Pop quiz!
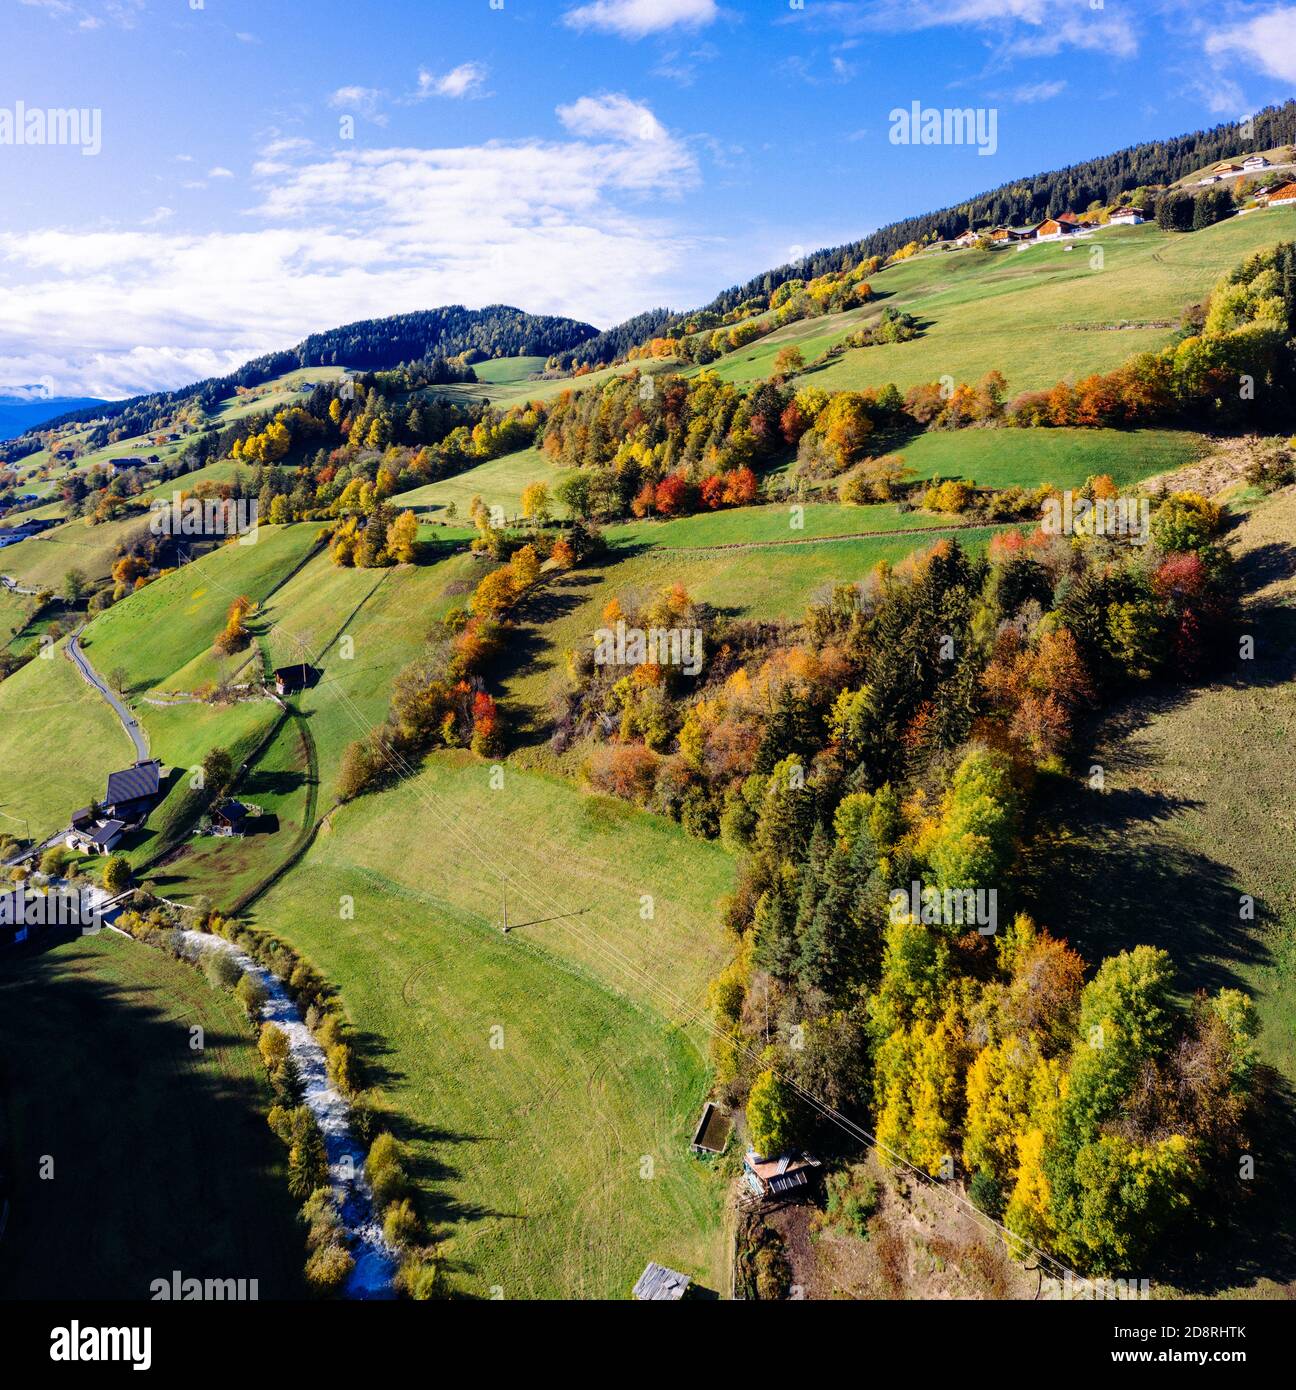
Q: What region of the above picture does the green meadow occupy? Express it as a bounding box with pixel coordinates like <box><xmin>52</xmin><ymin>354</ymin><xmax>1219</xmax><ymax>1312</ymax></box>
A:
<box><xmin>698</xmin><ymin>208</ymin><xmax>1296</xmax><ymax>397</ymax></box>
<box><xmin>78</xmin><ymin>523</ymin><xmax>323</xmax><ymax>694</ymax></box>
<box><xmin>893</xmin><ymin>426</ymin><xmax>1206</xmax><ymax>491</ymax></box>
<box><xmin>251</xmin><ymin>750</ymin><xmax>736</xmax><ymax>1299</ymax></box>
<box><xmin>0</xmin><ymin>639</ymin><xmax>134</xmax><ymax>841</ymax></box>
<box><xmin>401</xmin><ymin>446</ymin><xmax>572</xmax><ymax>527</ymax></box>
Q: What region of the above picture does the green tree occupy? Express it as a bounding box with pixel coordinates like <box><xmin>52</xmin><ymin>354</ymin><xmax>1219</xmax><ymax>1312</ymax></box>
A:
<box><xmin>202</xmin><ymin>747</ymin><xmax>234</xmax><ymax>800</ymax></box>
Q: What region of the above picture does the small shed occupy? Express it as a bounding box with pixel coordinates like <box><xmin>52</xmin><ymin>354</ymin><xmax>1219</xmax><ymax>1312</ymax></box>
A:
<box><xmin>633</xmin><ymin>1262</ymin><xmax>691</xmax><ymax>1301</ymax></box>
<box><xmin>274</xmin><ymin>664</ymin><xmax>315</xmax><ymax>697</ymax></box>
<box><xmin>743</xmin><ymin>1151</ymin><xmax>820</xmax><ymax>1201</ymax></box>
<box><xmin>211</xmin><ymin>801</ymin><xmax>250</xmax><ymax>837</ymax></box>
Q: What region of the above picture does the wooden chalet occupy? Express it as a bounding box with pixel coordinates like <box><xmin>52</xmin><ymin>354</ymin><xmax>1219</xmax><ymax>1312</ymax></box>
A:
<box><xmin>211</xmin><ymin>801</ymin><xmax>250</xmax><ymax>837</ymax></box>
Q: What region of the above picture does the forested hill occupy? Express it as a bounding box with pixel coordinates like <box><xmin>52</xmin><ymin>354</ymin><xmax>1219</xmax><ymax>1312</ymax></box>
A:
<box><xmin>696</xmin><ymin>99</ymin><xmax>1296</xmax><ymax>316</ymax></box>
<box><xmin>31</xmin><ymin>304</ymin><xmax>599</xmax><ymax>434</ymax></box>
<box><xmin>293</xmin><ymin>305</ymin><xmax>596</xmax><ymax>368</ymax></box>
<box><xmin>548</xmin><ymin>307</ymin><xmax>677</xmax><ymax>373</ymax></box>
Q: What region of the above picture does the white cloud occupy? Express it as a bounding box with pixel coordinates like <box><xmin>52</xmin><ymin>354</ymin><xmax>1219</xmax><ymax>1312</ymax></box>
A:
<box><xmin>327</xmin><ymin>86</ymin><xmax>387</xmax><ymax>124</ymax></box>
<box><xmin>140</xmin><ymin>207</ymin><xmax>173</xmax><ymax>226</ymax></box>
<box><xmin>798</xmin><ymin>0</ymin><xmax>1137</xmax><ymax>59</ymax></box>
<box><xmin>556</xmin><ymin>93</ymin><xmax>670</xmax><ymax>144</ymax></box>
<box><xmin>21</xmin><ymin>0</ymin><xmax>143</xmax><ymax>28</ymax></box>
<box><xmin>1205</xmin><ymin>6</ymin><xmax>1296</xmax><ymax>84</ymax></box>
<box><xmin>415</xmin><ymin>62</ymin><xmax>489</xmax><ymax>99</ymax></box>
<box><xmin>1012</xmin><ymin>78</ymin><xmax>1066</xmax><ymax>102</ymax></box>
<box><xmin>208</xmin><ymin>166</ymin><xmax>235</xmax><ymax>179</ymax></box>
<box><xmin>563</xmin><ymin>0</ymin><xmax>719</xmax><ymax>39</ymax></box>
<box><xmin>0</xmin><ymin>101</ymin><xmax>700</xmax><ymax>397</ymax></box>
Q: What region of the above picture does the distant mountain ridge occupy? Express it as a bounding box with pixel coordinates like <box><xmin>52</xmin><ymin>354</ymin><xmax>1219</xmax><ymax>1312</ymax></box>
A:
<box><xmin>0</xmin><ymin>394</ymin><xmax>105</xmax><ymax>442</ymax></box>
<box><xmin>26</xmin><ymin>304</ymin><xmax>599</xmax><ymax>439</ymax></box>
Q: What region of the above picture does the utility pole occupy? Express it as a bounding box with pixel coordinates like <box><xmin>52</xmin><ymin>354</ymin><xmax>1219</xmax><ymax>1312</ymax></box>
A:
<box><xmin>501</xmin><ymin>884</ymin><xmax>509</xmax><ymax>934</ymax></box>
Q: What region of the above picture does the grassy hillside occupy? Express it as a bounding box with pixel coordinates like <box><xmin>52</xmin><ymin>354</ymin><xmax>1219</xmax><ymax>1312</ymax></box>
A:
<box><xmin>702</xmin><ymin>208</ymin><xmax>1296</xmax><ymax>397</ymax></box>
<box><xmin>402</xmin><ymin>446</ymin><xmax>571</xmax><ymax>527</ymax></box>
<box><xmin>251</xmin><ymin>750</ymin><xmax>736</xmax><ymax>1298</ymax></box>
<box><xmin>894</xmin><ymin>426</ymin><xmax>1206</xmax><ymax>491</ymax></box>
<box><xmin>0</xmin><ymin>931</ymin><xmax>302</xmax><ymax>1299</ymax></box>
<box><xmin>1029</xmin><ymin>486</ymin><xmax>1296</xmax><ymax>1079</ymax></box>
<box><xmin>1019</xmin><ymin>484</ymin><xmax>1296</xmax><ymax>1295</ymax></box>
<box><xmin>79</xmin><ymin>523</ymin><xmax>322</xmax><ymax>694</ymax></box>
<box><xmin>468</xmin><ymin>355</ymin><xmax>549</xmax><ymax>384</ymax></box>
<box><xmin>0</xmin><ymin>512</ymin><xmax>156</xmax><ymax>593</ymax></box>
<box><xmin>0</xmin><ymin>639</ymin><xmax>135</xmax><ymax>841</ymax></box>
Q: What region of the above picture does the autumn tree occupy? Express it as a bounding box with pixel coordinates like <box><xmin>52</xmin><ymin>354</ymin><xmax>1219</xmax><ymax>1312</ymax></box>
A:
<box><xmin>747</xmin><ymin>1067</ymin><xmax>801</xmax><ymax>1157</ymax></box>
<box><xmin>387</xmin><ymin>510</ymin><xmax>420</xmax><ymax>564</ymax></box>
<box><xmin>520</xmin><ymin>481</ymin><xmax>551</xmax><ymax>524</ymax></box>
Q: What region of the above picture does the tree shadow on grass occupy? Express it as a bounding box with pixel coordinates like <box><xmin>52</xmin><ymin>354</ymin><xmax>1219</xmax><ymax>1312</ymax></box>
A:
<box><xmin>1155</xmin><ymin>1068</ymin><xmax>1296</xmax><ymax>1294</ymax></box>
<box><xmin>1023</xmin><ymin>525</ymin><xmax>1296</xmax><ymax>1291</ymax></box>
<box><xmin>488</xmin><ymin>572</ymin><xmax>604</xmax><ymax>749</ymax></box>
<box><xmin>0</xmin><ymin>935</ymin><xmax>305</xmax><ymax>1299</ymax></box>
<box><xmin>240</xmin><ymin>766</ymin><xmax>307</xmax><ymax>799</ymax></box>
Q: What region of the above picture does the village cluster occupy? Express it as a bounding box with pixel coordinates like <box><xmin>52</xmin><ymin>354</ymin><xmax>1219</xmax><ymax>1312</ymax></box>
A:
<box><xmin>948</xmin><ymin>154</ymin><xmax>1296</xmax><ymax>249</ymax></box>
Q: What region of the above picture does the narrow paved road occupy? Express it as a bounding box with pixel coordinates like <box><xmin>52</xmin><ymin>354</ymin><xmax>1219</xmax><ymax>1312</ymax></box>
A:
<box><xmin>67</xmin><ymin>632</ymin><xmax>150</xmax><ymax>761</ymax></box>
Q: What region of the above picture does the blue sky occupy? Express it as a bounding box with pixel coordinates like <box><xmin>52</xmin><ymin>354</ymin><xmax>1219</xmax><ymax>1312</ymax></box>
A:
<box><xmin>2</xmin><ymin>0</ymin><xmax>1295</xmax><ymax>398</ymax></box>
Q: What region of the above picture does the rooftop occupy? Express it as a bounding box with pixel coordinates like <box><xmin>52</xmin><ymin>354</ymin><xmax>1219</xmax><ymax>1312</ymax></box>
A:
<box><xmin>105</xmin><ymin>760</ymin><xmax>162</xmax><ymax>806</ymax></box>
<box><xmin>633</xmin><ymin>1262</ymin><xmax>691</xmax><ymax>1301</ymax></box>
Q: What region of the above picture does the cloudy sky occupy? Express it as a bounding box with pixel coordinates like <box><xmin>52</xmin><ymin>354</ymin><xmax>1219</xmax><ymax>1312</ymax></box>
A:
<box><xmin>2</xmin><ymin>0</ymin><xmax>1294</xmax><ymax>399</ymax></box>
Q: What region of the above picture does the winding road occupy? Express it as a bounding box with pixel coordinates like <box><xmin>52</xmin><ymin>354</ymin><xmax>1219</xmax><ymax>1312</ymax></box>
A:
<box><xmin>67</xmin><ymin>631</ymin><xmax>150</xmax><ymax>761</ymax></box>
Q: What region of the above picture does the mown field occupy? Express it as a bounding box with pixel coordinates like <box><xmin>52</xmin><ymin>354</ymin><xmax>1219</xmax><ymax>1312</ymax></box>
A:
<box><xmin>0</xmin><ymin>931</ymin><xmax>302</xmax><ymax>1299</ymax></box>
<box><xmin>251</xmin><ymin>750</ymin><xmax>736</xmax><ymax>1299</ymax></box>
<box><xmin>894</xmin><ymin>426</ymin><xmax>1206</xmax><ymax>491</ymax></box>
<box><xmin>698</xmin><ymin>207</ymin><xmax>1296</xmax><ymax>397</ymax></box>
